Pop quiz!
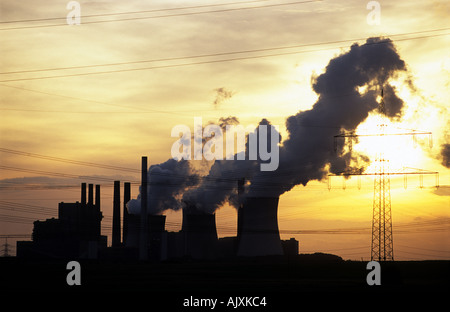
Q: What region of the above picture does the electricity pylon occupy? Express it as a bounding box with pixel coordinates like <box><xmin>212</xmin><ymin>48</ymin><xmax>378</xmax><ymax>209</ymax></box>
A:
<box><xmin>370</xmin><ymin>91</ymin><xmax>394</xmax><ymax>261</ymax></box>
<box><xmin>330</xmin><ymin>89</ymin><xmax>438</xmax><ymax>261</ymax></box>
<box><xmin>1</xmin><ymin>238</ymin><xmax>11</xmax><ymax>257</ymax></box>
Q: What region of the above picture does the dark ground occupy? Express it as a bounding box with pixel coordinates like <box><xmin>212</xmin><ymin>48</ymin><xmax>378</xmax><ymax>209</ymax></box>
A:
<box><xmin>1</xmin><ymin>255</ymin><xmax>448</xmax><ymax>308</ymax></box>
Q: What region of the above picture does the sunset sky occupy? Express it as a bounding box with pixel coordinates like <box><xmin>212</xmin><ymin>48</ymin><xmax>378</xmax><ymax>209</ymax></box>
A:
<box><xmin>0</xmin><ymin>0</ymin><xmax>449</xmax><ymax>260</ymax></box>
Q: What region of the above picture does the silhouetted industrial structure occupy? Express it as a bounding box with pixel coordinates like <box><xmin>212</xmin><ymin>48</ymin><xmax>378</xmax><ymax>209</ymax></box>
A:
<box><xmin>237</xmin><ymin>197</ymin><xmax>283</xmax><ymax>257</ymax></box>
<box><xmin>17</xmin><ymin>157</ymin><xmax>298</xmax><ymax>260</ymax></box>
<box><xmin>181</xmin><ymin>206</ymin><xmax>218</xmax><ymax>259</ymax></box>
<box><xmin>331</xmin><ymin>89</ymin><xmax>437</xmax><ymax>262</ymax></box>
<box><xmin>17</xmin><ymin>183</ymin><xmax>106</xmax><ymax>259</ymax></box>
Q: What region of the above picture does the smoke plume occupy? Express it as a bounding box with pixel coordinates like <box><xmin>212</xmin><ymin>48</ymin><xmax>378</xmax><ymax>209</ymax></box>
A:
<box><xmin>182</xmin><ymin>118</ymin><xmax>279</xmax><ymax>213</ymax></box>
<box><xmin>213</xmin><ymin>87</ymin><xmax>234</xmax><ymax>108</ymax></box>
<box><xmin>246</xmin><ymin>37</ymin><xmax>407</xmax><ymax>197</ymax></box>
<box><xmin>127</xmin><ymin>158</ymin><xmax>199</xmax><ymax>215</ymax></box>
<box><xmin>188</xmin><ymin>37</ymin><xmax>409</xmax><ymax>210</ymax></box>
<box><xmin>130</xmin><ymin>37</ymin><xmax>410</xmax><ymax>215</ymax></box>
<box><xmin>441</xmin><ymin>143</ymin><xmax>450</xmax><ymax>168</ymax></box>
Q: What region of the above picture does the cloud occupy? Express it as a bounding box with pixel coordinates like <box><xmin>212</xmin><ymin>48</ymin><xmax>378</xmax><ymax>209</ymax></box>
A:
<box><xmin>213</xmin><ymin>87</ymin><xmax>235</xmax><ymax>108</ymax></box>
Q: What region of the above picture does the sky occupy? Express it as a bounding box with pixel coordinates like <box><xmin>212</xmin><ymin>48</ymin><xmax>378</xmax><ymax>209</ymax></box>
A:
<box><xmin>0</xmin><ymin>0</ymin><xmax>449</xmax><ymax>260</ymax></box>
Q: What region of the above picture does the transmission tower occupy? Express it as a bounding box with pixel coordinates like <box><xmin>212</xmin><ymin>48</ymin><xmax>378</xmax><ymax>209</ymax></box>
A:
<box><xmin>371</xmin><ymin>91</ymin><xmax>394</xmax><ymax>261</ymax></box>
<box><xmin>1</xmin><ymin>237</ymin><xmax>11</xmax><ymax>257</ymax></box>
<box><xmin>330</xmin><ymin>88</ymin><xmax>438</xmax><ymax>261</ymax></box>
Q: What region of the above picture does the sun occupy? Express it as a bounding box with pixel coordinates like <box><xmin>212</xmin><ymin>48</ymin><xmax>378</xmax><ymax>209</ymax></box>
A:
<box><xmin>352</xmin><ymin>113</ymin><xmax>431</xmax><ymax>175</ymax></box>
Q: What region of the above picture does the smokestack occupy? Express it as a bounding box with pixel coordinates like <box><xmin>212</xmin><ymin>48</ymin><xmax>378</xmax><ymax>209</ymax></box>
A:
<box><xmin>112</xmin><ymin>180</ymin><xmax>121</xmax><ymax>248</ymax></box>
<box><xmin>95</xmin><ymin>184</ymin><xmax>100</xmax><ymax>210</ymax></box>
<box><xmin>237</xmin><ymin>178</ymin><xmax>245</xmax><ymax>238</ymax></box>
<box><xmin>95</xmin><ymin>184</ymin><xmax>101</xmax><ymax>237</ymax></box>
<box><xmin>237</xmin><ymin>197</ymin><xmax>283</xmax><ymax>257</ymax></box>
<box><xmin>81</xmin><ymin>183</ymin><xmax>87</xmax><ymax>205</ymax></box>
<box><xmin>123</xmin><ymin>182</ymin><xmax>130</xmax><ymax>245</ymax></box>
<box><xmin>140</xmin><ymin>156</ymin><xmax>148</xmax><ymax>260</ymax></box>
<box><xmin>88</xmin><ymin>183</ymin><xmax>94</xmax><ymax>207</ymax></box>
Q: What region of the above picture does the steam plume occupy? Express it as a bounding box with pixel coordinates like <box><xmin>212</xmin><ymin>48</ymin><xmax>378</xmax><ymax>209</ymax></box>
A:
<box><xmin>130</xmin><ymin>37</ymin><xmax>410</xmax><ymax>214</ymax></box>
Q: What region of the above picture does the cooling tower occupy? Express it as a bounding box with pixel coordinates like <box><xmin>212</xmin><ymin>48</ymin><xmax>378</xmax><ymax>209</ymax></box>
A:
<box><xmin>237</xmin><ymin>197</ymin><xmax>283</xmax><ymax>257</ymax></box>
<box><xmin>124</xmin><ymin>213</ymin><xmax>167</xmax><ymax>260</ymax></box>
<box><xmin>182</xmin><ymin>208</ymin><xmax>218</xmax><ymax>259</ymax></box>
<box><xmin>148</xmin><ymin>214</ymin><xmax>167</xmax><ymax>261</ymax></box>
<box><xmin>124</xmin><ymin>213</ymin><xmax>140</xmax><ymax>248</ymax></box>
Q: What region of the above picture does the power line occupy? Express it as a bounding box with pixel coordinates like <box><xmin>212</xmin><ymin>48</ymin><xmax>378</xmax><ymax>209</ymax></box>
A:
<box><xmin>0</xmin><ymin>0</ymin><xmax>272</xmax><ymax>24</ymax></box>
<box><xmin>0</xmin><ymin>200</ymin><xmax>58</xmax><ymax>216</ymax></box>
<box><xmin>0</xmin><ymin>165</ymin><xmax>140</xmax><ymax>184</ymax></box>
<box><xmin>0</xmin><ymin>1</ymin><xmax>321</xmax><ymax>31</ymax></box>
<box><xmin>395</xmin><ymin>243</ymin><xmax>450</xmax><ymax>254</ymax></box>
<box><xmin>1</xmin><ymin>199</ymin><xmax>447</xmax><ymax>234</ymax></box>
<box><xmin>0</xmin><ymin>83</ymin><xmax>364</xmax><ymax>117</ymax></box>
<box><xmin>0</xmin><ymin>147</ymin><xmax>140</xmax><ymax>173</ymax></box>
<box><xmin>0</xmin><ymin>234</ymin><xmax>31</xmax><ymax>239</ymax></box>
<box><xmin>0</xmin><ymin>29</ymin><xmax>448</xmax><ymax>83</ymax></box>
<box><xmin>0</xmin><ymin>147</ymin><xmax>346</xmax><ymax>182</ymax></box>
<box><xmin>0</xmin><ymin>149</ymin><xmax>442</xmax><ymax>191</ymax></box>
<box><xmin>1</xmin><ymin>27</ymin><xmax>447</xmax><ymax>76</ymax></box>
<box><xmin>1</xmin><ymin>24</ymin><xmax>358</xmax><ymax>76</ymax></box>
<box><xmin>0</xmin><ymin>84</ymin><xmax>204</xmax><ymax>116</ymax></box>
<box><xmin>395</xmin><ymin>249</ymin><xmax>450</xmax><ymax>259</ymax></box>
<box><xmin>0</xmin><ymin>213</ymin><xmax>447</xmax><ymax>235</ymax></box>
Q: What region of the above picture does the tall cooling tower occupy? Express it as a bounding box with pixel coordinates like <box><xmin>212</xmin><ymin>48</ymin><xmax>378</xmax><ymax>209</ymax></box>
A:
<box><xmin>182</xmin><ymin>209</ymin><xmax>218</xmax><ymax>259</ymax></box>
<box><xmin>237</xmin><ymin>197</ymin><xmax>283</xmax><ymax>257</ymax></box>
<box><xmin>124</xmin><ymin>213</ymin><xmax>167</xmax><ymax>261</ymax></box>
<box><xmin>124</xmin><ymin>214</ymin><xmax>140</xmax><ymax>248</ymax></box>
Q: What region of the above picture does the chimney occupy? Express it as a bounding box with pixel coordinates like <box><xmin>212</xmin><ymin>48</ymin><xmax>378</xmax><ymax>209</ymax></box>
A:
<box><xmin>81</xmin><ymin>183</ymin><xmax>87</xmax><ymax>206</ymax></box>
<box><xmin>95</xmin><ymin>184</ymin><xmax>101</xmax><ymax>211</ymax></box>
<box><xmin>236</xmin><ymin>179</ymin><xmax>245</xmax><ymax>255</ymax></box>
<box><xmin>237</xmin><ymin>178</ymin><xmax>245</xmax><ymax>239</ymax></box>
<box><xmin>140</xmin><ymin>156</ymin><xmax>148</xmax><ymax>260</ymax></box>
<box><xmin>112</xmin><ymin>180</ymin><xmax>121</xmax><ymax>247</ymax></box>
<box><xmin>123</xmin><ymin>182</ymin><xmax>131</xmax><ymax>245</ymax></box>
<box><xmin>95</xmin><ymin>184</ymin><xmax>102</xmax><ymax>237</ymax></box>
<box><xmin>88</xmin><ymin>183</ymin><xmax>94</xmax><ymax>207</ymax></box>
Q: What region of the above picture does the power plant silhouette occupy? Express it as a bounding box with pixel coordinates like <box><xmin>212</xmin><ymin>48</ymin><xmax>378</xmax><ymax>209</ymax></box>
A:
<box><xmin>16</xmin><ymin>157</ymin><xmax>298</xmax><ymax>260</ymax></box>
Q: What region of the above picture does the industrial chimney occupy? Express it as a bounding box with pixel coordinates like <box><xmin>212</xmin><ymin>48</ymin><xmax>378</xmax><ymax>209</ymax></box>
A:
<box><xmin>95</xmin><ymin>184</ymin><xmax>101</xmax><ymax>237</ymax></box>
<box><xmin>88</xmin><ymin>183</ymin><xmax>94</xmax><ymax>208</ymax></box>
<box><xmin>81</xmin><ymin>183</ymin><xmax>87</xmax><ymax>206</ymax></box>
<box><xmin>140</xmin><ymin>156</ymin><xmax>148</xmax><ymax>260</ymax></box>
<box><xmin>112</xmin><ymin>180</ymin><xmax>121</xmax><ymax>247</ymax></box>
<box><xmin>237</xmin><ymin>197</ymin><xmax>283</xmax><ymax>257</ymax></box>
<box><xmin>123</xmin><ymin>182</ymin><xmax>131</xmax><ymax>245</ymax></box>
<box><xmin>95</xmin><ymin>184</ymin><xmax>100</xmax><ymax>211</ymax></box>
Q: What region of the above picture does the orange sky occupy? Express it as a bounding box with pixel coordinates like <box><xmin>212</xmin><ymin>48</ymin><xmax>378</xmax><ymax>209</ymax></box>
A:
<box><xmin>0</xmin><ymin>0</ymin><xmax>449</xmax><ymax>260</ymax></box>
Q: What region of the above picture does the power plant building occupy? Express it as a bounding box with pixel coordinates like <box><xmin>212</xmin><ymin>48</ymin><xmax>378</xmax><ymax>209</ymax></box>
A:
<box><xmin>17</xmin><ymin>183</ymin><xmax>107</xmax><ymax>259</ymax></box>
<box><xmin>17</xmin><ymin>158</ymin><xmax>298</xmax><ymax>260</ymax></box>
